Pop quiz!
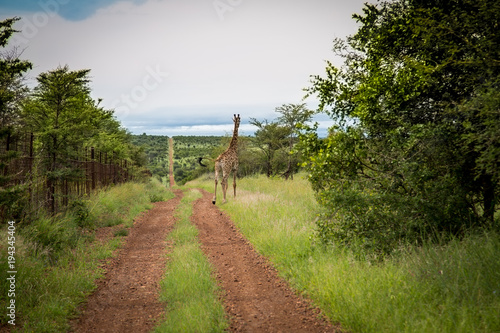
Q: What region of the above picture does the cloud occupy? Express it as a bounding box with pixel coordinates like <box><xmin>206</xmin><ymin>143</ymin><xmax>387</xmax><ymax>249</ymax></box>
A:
<box><xmin>129</xmin><ymin>123</ymin><xmax>256</xmax><ymax>136</ymax></box>
<box><xmin>1</xmin><ymin>0</ymin><xmax>370</xmax><ymax>135</ymax></box>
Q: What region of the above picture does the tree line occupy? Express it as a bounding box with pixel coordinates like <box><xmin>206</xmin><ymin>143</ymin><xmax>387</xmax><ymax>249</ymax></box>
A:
<box><xmin>0</xmin><ymin>17</ymin><xmax>147</xmax><ymax>223</ymax></box>
<box><xmin>137</xmin><ymin>103</ymin><xmax>314</xmax><ymax>186</ymax></box>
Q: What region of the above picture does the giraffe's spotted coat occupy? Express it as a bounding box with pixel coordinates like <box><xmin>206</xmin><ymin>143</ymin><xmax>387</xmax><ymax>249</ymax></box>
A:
<box><xmin>213</xmin><ymin>114</ymin><xmax>240</xmax><ymax>204</ymax></box>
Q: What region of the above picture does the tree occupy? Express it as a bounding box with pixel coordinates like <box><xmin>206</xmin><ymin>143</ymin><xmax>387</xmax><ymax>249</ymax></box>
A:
<box><xmin>0</xmin><ymin>17</ymin><xmax>32</xmax><ymax>223</ymax></box>
<box><xmin>301</xmin><ymin>0</ymin><xmax>500</xmax><ymax>252</ymax></box>
<box><xmin>275</xmin><ymin>103</ymin><xmax>314</xmax><ymax>179</ymax></box>
<box><xmin>22</xmin><ymin>66</ymin><xmax>105</xmax><ymax>212</ymax></box>
<box><xmin>249</xmin><ymin>118</ymin><xmax>288</xmax><ymax>177</ymax></box>
<box><xmin>0</xmin><ymin>17</ymin><xmax>31</xmax><ymax>127</ymax></box>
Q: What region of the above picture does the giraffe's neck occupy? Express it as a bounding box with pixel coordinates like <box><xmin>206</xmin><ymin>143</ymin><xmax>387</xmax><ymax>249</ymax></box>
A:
<box><xmin>228</xmin><ymin>125</ymin><xmax>239</xmax><ymax>150</ymax></box>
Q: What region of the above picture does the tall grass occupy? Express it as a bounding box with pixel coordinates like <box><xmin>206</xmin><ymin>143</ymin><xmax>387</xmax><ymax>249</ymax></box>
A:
<box><xmin>187</xmin><ymin>174</ymin><xmax>500</xmax><ymax>333</ymax></box>
<box><xmin>155</xmin><ymin>189</ymin><xmax>228</xmax><ymax>332</ymax></box>
<box><xmin>0</xmin><ymin>178</ymin><xmax>172</xmax><ymax>332</ymax></box>
<box><xmin>89</xmin><ymin>177</ymin><xmax>173</xmax><ymax>228</ymax></box>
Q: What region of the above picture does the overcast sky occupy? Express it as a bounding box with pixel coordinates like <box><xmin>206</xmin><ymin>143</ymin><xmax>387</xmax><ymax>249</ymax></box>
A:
<box><xmin>1</xmin><ymin>0</ymin><xmax>370</xmax><ymax>136</ymax></box>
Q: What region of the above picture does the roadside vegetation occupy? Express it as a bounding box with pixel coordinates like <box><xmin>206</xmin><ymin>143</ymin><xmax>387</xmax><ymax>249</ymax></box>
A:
<box><xmin>298</xmin><ymin>0</ymin><xmax>500</xmax><ymax>254</ymax></box>
<box><xmin>154</xmin><ymin>189</ymin><xmax>228</xmax><ymax>333</ymax></box>
<box><xmin>187</xmin><ymin>174</ymin><xmax>500</xmax><ymax>333</ymax></box>
<box><xmin>0</xmin><ymin>178</ymin><xmax>172</xmax><ymax>331</ymax></box>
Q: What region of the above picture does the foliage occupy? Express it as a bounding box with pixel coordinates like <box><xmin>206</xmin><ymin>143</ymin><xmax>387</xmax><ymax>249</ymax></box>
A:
<box><xmin>2</xmin><ymin>17</ymin><xmax>148</xmax><ymax>218</ymax></box>
<box><xmin>131</xmin><ymin>134</ymin><xmax>170</xmax><ymax>179</ymax></box>
<box><xmin>0</xmin><ymin>17</ymin><xmax>32</xmax><ymax>223</ymax></box>
<box><xmin>21</xmin><ymin>66</ymin><xmax>99</xmax><ymax>211</ymax></box>
<box><xmin>172</xmin><ymin>136</ymin><xmax>223</xmax><ymax>185</ymax></box>
<box><xmin>300</xmin><ymin>0</ymin><xmax>500</xmax><ymax>253</ymax></box>
<box><xmin>0</xmin><ymin>17</ymin><xmax>32</xmax><ymax>128</ymax></box>
<box><xmin>275</xmin><ymin>103</ymin><xmax>315</xmax><ymax>179</ymax></box>
<box><xmin>89</xmin><ymin>179</ymin><xmax>173</xmax><ymax>228</ymax></box>
<box><xmin>249</xmin><ymin>118</ymin><xmax>289</xmax><ymax>177</ymax></box>
<box><xmin>69</xmin><ymin>198</ymin><xmax>93</xmax><ymax>229</ymax></box>
<box><xmin>459</xmin><ymin>82</ymin><xmax>500</xmax><ymax>191</ymax></box>
<box><xmin>248</xmin><ymin>104</ymin><xmax>314</xmax><ymax>179</ymax></box>
<box><xmin>130</xmin><ymin>135</ymin><xmax>225</xmax><ymax>185</ymax></box>
<box><xmin>146</xmin><ymin>176</ymin><xmax>172</xmax><ymax>202</ymax></box>
<box><xmin>16</xmin><ymin>65</ymin><xmax>147</xmax><ymax>213</ymax></box>
<box><xmin>134</xmin><ymin>113</ymin><xmax>312</xmax><ymax>185</ymax></box>
<box><xmin>23</xmin><ymin>213</ymin><xmax>79</xmax><ymax>261</ymax></box>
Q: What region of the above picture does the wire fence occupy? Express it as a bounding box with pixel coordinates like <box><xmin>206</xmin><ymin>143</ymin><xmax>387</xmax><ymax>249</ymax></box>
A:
<box><xmin>1</xmin><ymin>132</ymin><xmax>134</xmax><ymax>216</ymax></box>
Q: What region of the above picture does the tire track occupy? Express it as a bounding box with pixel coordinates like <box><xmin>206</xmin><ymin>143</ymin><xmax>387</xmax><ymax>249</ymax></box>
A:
<box><xmin>191</xmin><ymin>189</ymin><xmax>339</xmax><ymax>332</ymax></box>
<box><xmin>71</xmin><ymin>190</ymin><xmax>183</xmax><ymax>333</ymax></box>
<box><xmin>168</xmin><ymin>137</ymin><xmax>175</xmax><ymax>188</ymax></box>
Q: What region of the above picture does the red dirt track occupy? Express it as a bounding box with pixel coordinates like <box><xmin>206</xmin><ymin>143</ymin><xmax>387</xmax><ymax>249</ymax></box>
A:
<box><xmin>68</xmin><ymin>187</ymin><xmax>339</xmax><ymax>332</ymax></box>
<box><xmin>192</xmin><ymin>189</ymin><xmax>338</xmax><ymax>332</ymax></box>
<box><xmin>70</xmin><ymin>190</ymin><xmax>183</xmax><ymax>333</ymax></box>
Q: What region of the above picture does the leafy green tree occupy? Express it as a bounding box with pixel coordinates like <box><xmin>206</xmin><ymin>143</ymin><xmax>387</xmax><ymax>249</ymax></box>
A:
<box><xmin>0</xmin><ymin>18</ymin><xmax>32</xmax><ymax>129</ymax></box>
<box><xmin>22</xmin><ymin>66</ymin><xmax>105</xmax><ymax>212</ymax></box>
<box><xmin>458</xmin><ymin>82</ymin><xmax>500</xmax><ymax>222</ymax></box>
<box><xmin>249</xmin><ymin>118</ymin><xmax>289</xmax><ymax>177</ymax></box>
<box><xmin>0</xmin><ymin>17</ymin><xmax>32</xmax><ymax>223</ymax></box>
<box><xmin>275</xmin><ymin>103</ymin><xmax>314</xmax><ymax>179</ymax></box>
<box><xmin>301</xmin><ymin>0</ymin><xmax>500</xmax><ymax>252</ymax></box>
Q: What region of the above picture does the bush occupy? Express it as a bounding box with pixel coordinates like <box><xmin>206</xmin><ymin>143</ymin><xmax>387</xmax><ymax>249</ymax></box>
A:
<box><xmin>146</xmin><ymin>177</ymin><xmax>171</xmax><ymax>202</ymax></box>
<box><xmin>69</xmin><ymin>198</ymin><xmax>94</xmax><ymax>229</ymax></box>
<box><xmin>22</xmin><ymin>214</ymin><xmax>80</xmax><ymax>260</ymax></box>
<box><xmin>298</xmin><ymin>126</ymin><xmax>486</xmax><ymax>255</ymax></box>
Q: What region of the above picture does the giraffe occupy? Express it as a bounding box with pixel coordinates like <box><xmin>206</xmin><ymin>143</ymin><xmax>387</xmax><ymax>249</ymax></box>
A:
<box><xmin>213</xmin><ymin>114</ymin><xmax>240</xmax><ymax>205</ymax></box>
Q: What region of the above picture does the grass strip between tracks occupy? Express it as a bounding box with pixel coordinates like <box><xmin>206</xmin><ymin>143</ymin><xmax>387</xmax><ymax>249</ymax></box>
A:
<box><xmin>154</xmin><ymin>189</ymin><xmax>229</xmax><ymax>333</ymax></box>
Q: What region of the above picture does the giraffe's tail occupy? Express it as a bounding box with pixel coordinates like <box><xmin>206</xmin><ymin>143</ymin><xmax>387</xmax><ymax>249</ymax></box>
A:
<box><xmin>197</xmin><ymin>157</ymin><xmax>208</xmax><ymax>167</ymax></box>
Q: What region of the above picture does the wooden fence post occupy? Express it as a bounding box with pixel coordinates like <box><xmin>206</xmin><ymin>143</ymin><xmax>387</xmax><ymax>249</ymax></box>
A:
<box><xmin>91</xmin><ymin>147</ymin><xmax>96</xmax><ymax>191</ymax></box>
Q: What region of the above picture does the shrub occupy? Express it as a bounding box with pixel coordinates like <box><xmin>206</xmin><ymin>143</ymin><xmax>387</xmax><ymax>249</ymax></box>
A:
<box><xmin>22</xmin><ymin>214</ymin><xmax>80</xmax><ymax>260</ymax></box>
<box><xmin>114</xmin><ymin>227</ymin><xmax>128</xmax><ymax>237</ymax></box>
<box><xmin>69</xmin><ymin>198</ymin><xmax>94</xmax><ymax>229</ymax></box>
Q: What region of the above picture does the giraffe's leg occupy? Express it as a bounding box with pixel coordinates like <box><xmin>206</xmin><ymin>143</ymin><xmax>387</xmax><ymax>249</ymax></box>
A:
<box><xmin>213</xmin><ymin>163</ymin><xmax>219</xmax><ymax>204</ymax></box>
<box><xmin>221</xmin><ymin>176</ymin><xmax>228</xmax><ymax>204</ymax></box>
<box><xmin>233</xmin><ymin>169</ymin><xmax>237</xmax><ymax>197</ymax></box>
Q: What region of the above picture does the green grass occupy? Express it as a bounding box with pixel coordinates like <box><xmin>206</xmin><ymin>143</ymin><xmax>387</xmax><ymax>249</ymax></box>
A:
<box><xmin>89</xmin><ymin>177</ymin><xmax>174</xmax><ymax>228</ymax></box>
<box><xmin>154</xmin><ymin>189</ymin><xmax>229</xmax><ymax>333</ymax></box>
<box><xmin>187</xmin><ymin>173</ymin><xmax>500</xmax><ymax>333</ymax></box>
<box><xmin>0</xmin><ymin>178</ymin><xmax>173</xmax><ymax>332</ymax></box>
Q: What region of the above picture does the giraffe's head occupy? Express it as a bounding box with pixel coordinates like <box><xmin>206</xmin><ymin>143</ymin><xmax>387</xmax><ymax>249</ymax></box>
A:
<box><xmin>233</xmin><ymin>114</ymin><xmax>240</xmax><ymax>128</ymax></box>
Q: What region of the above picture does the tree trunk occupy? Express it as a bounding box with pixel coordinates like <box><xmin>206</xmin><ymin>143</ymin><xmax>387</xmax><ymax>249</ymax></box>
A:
<box><xmin>482</xmin><ymin>174</ymin><xmax>495</xmax><ymax>225</ymax></box>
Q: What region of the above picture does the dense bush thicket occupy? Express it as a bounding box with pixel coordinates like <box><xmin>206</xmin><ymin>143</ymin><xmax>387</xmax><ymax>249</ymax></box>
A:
<box><xmin>297</xmin><ymin>0</ymin><xmax>500</xmax><ymax>253</ymax></box>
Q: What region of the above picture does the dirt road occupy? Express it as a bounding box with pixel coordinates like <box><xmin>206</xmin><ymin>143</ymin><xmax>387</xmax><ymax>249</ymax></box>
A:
<box><xmin>71</xmin><ymin>188</ymin><xmax>338</xmax><ymax>332</ymax></box>
<box><xmin>192</xmin><ymin>189</ymin><xmax>336</xmax><ymax>332</ymax></box>
<box><xmin>71</xmin><ymin>190</ymin><xmax>183</xmax><ymax>333</ymax></box>
<box><xmin>168</xmin><ymin>138</ymin><xmax>175</xmax><ymax>188</ymax></box>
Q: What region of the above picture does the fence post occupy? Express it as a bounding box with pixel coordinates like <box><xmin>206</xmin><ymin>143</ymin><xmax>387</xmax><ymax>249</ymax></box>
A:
<box><xmin>91</xmin><ymin>147</ymin><xmax>96</xmax><ymax>191</ymax></box>
<box><xmin>104</xmin><ymin>152</ymin><xmax>109</xmax><ymax>186</ymax></box>
<box><xmin>28</xmin><ymin>133</ymin><xmax>33</xmax><ymax>211</ymax></box>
